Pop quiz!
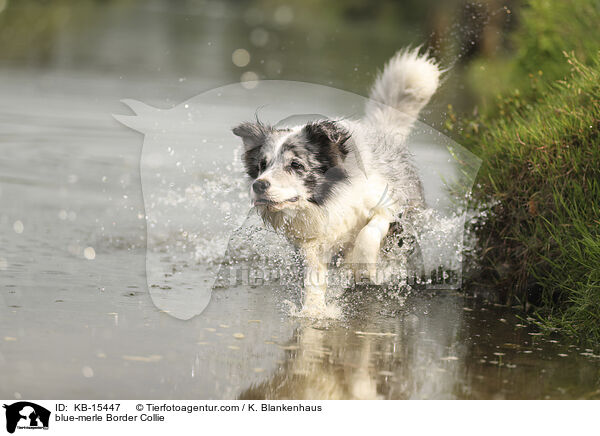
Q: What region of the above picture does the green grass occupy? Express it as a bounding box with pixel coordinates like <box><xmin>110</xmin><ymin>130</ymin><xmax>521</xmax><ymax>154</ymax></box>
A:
<box><xmin>467</xmin><ymin>0</ymin><xmax>600</xmax><ymax>111</ymax></box>
<box><xmin>446</xmin><ymin>0</ymin><xmax>600</xmax><ymax>343</ymax></box>
<box><xmin>453</xmin><ymin>53</ymin><xmax>600</xmax><ymax>341</ymax></box>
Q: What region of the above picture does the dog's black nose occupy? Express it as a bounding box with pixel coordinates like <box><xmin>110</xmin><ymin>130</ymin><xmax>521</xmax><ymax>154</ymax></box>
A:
<box><xmin>252</xmin><ymin>179</ymin><xmax>270</xmax><ymax>194</ymax></box>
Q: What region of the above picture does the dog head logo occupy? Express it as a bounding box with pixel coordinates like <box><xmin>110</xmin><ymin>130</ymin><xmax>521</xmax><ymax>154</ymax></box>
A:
<box><xmin>3</xmin><ymin>402</ymin><xmax>50</xmax><ymax>434</ymax></box>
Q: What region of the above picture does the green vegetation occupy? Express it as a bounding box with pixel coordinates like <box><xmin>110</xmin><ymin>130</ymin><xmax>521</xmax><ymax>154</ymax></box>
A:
<box><xmin>0</xmin><ymin>0</ymin><xmax>135</xmax><ymax>67</ymax></box>
<box><xmin>467</xmin><ymin>0</ymin><xmax>600</xmax><ymax>109</ymax></box>
<box><xmin>450</xmin><ymin>0</ymin><xmax>600</xmax><ymax>342</ymax></box>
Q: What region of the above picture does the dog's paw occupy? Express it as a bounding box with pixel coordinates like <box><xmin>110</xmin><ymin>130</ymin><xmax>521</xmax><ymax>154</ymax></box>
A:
<box><xmin>297</xmin><ymin>303</ymin><xmax>342</xmax><ymax>320</ymax></box>
<box><xmin>292</xmin><ymin>288</ymin><xmax>342</xmax><ymax>319</ymax></box>
<box><xmin>352</xmin><ymin>263</ymin><xmax>381</xmax><ymax>286</ymax></box>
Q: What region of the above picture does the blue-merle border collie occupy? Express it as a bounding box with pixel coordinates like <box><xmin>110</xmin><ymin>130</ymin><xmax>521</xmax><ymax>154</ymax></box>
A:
<box><xmin>233</xmin><ymin>48</ymin><xmax>440</xmax><ymax>315</ymax></box>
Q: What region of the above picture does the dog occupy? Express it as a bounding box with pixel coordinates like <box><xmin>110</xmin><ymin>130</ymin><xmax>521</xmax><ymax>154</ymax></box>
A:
<box><xmin>232</xmin><ymin>48</ymin><xmax>440</xmax><ymax>314</ymax></box>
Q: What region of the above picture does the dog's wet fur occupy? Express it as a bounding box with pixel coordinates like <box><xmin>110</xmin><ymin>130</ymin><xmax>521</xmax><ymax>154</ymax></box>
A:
<box><xmin>234</xmin><ymin>119</ymin><xmax>351</xmax><ymax>207</ymax></box>
<box><xmin>233</xmin><ymin>48</ymin><xmax>441</xmax><ymax>316</ymax></box>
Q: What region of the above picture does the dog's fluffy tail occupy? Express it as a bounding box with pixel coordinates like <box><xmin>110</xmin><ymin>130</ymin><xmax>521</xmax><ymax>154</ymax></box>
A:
<box><xmin>365</xmin><ymin>48</ymin><xmax>440</xmax><ymax>132</ymax></box>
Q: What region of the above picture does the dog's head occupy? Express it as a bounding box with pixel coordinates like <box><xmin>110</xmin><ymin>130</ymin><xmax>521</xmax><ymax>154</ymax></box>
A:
<box><xmin>232</xmin><ymin>119</ymin><xmax>351</xmax><ymax>211</ymax></box>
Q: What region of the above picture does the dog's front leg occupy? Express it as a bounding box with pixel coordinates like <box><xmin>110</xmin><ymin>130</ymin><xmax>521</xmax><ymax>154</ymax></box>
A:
<box><xmin>301</xmin><ymin>246</ymin><xmax>329</xmax><ymax>311</ymax></box>
<box><xmin>349</xmin><ymin>214</ymin><xmax>391</xmax><ymax>284</ymax></box>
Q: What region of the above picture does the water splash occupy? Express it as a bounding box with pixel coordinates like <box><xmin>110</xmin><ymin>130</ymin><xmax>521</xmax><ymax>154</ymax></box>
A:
<box><xmin>114</xmin><ymin>80</ymin><xmax>481</xmax><ymax>320</ymax></box>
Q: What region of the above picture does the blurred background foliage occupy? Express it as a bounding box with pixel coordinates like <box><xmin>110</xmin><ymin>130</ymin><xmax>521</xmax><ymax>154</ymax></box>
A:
<box><xmin>0</xmin><ymin>0</ymin><xmax>518</xmax><ymax>115</ymax></box>
<box><xmin>2</xmin><ymin>0</ymin><xmax>595</xmax><ymax>110</ymax></box>
<box><xmin>467</xmin><ymin>0</ymin><xmax>600</xmax><ymax>112</ymax></box>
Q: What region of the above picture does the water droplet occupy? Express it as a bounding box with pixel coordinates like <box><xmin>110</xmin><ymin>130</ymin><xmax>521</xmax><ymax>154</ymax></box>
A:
<box><xmin>13</xmin><ymin>220</ymin><xmax>24</xmax><ymax>234</ymax></box>
<box><xmin>82</xmin><ymin>366</ymin><xmax>94</xmax><ymax>378</ymax></box>
<box><xmin>232</xmin><ymin>48</ymin><xmax>250</xmax><ymax>67</ymax></box>
<box><xmin>241</xmin><ymin>71</ymin><xmax>259</xmax><ymax>89</ymax></box>
<box><xmin>83</xmin><ymin>247</ymin><xmax>96</xmax><ymax>260</ymax></box>
<box><xmin>250</xmin><ymin>28</ymin><xmax>269</xmax><ymax>47</ymax></box>
<box><xmin>274</xmin><ymin>5</ymin><xmax>293</xmax><ymax>25</ymax></box>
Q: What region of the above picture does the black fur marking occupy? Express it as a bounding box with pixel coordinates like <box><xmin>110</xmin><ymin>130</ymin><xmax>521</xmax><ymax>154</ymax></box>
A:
<box><xmin>243</xmin><ymin>146</ymin><xmax>262</xmax><ymax>179</ymax></box>
<box><xmin>301</xmin><ymin>120</ymin><xmax>351</xmax><ymax>205</ymax></box>
<box><xmin>303</xmin><ymin>120</ymin><xmax>350</xmax><ymax>167</ymax></box>
<box><xmin>232</xmin><ymin>121</ymin><xmax>273</xmax><ymax>179</ymax></box>
<box><xmin>307</xmin><ymin>166</ymin><xmax>348</xmax><ymax>205</ymax></box>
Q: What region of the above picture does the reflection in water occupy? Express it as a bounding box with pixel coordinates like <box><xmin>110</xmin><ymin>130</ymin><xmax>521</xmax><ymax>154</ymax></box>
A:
<box><xmin>239</xmin><ymin>292</ymin><xmax>466</xmax><ymax>400</ymax></box>
<box><xmin>236</xmin><ymin>290</ymin><xmax>600</xmax><ymax>400</ymax></box>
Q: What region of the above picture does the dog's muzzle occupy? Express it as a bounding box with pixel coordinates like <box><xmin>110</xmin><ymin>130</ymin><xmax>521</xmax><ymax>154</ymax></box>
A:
<box><xmin>252</xmin><ymin>179</ymin><xmax>270</xmax><ymax>194</ymax></box>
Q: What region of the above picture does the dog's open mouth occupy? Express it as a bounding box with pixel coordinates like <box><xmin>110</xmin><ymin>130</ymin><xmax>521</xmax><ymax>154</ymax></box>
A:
<box><xmin>254</xmin><ymin>196</ymin><xmax>299</xmax><ymax>207</ymax></box>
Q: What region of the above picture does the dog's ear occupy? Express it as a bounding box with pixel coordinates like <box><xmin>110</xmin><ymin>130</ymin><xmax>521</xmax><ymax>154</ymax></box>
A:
<box><xmin>303</xmin><ymin>120</ymin><xmax>350</xmax><ymax>165</ymax></box>
<box><xmin>233</xmin><ymin>122</ymin><xmax>272</xmax><ymax>179</ymax></box>
<box><xmin>232</xmin><ymin>122</ymin><xmax>272</xmax><ymax>150</ymax></box>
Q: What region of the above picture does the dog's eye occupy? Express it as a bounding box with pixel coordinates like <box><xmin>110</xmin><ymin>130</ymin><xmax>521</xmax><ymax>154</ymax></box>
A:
<box><xmin>258</xmin><ymin>159</ymin><xmax>267</xmax><ymax>173</ymax></box>
<box><xmin>290</xmin><ymin>161</ymin><xmax>304</xmax><ymax>171</ymax></box>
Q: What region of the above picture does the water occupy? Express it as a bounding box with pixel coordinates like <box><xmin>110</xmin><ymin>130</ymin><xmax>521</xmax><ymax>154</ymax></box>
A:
<box><xmin>1</xmin><ymin>0</ymin><xmax>600</xmax><ymax>400</ymax></box>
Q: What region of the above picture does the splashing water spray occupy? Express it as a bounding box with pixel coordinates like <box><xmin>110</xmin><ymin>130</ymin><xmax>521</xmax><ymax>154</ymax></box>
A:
<box><xmin>114</xmin><ymin>80</ymin><xmax>480</xmax><ymax>320</ymax></box>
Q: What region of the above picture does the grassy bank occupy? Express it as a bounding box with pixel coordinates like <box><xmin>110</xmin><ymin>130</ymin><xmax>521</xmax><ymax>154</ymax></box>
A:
<box><xmin>466</xmin><ymin>0</ymin><xmax>600</xmax><ymax>107</ymax></box>
<box><xmin>450</xmin><ymin>0</ymin><xmax>600</xmax><ymax>342</ymax></box>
